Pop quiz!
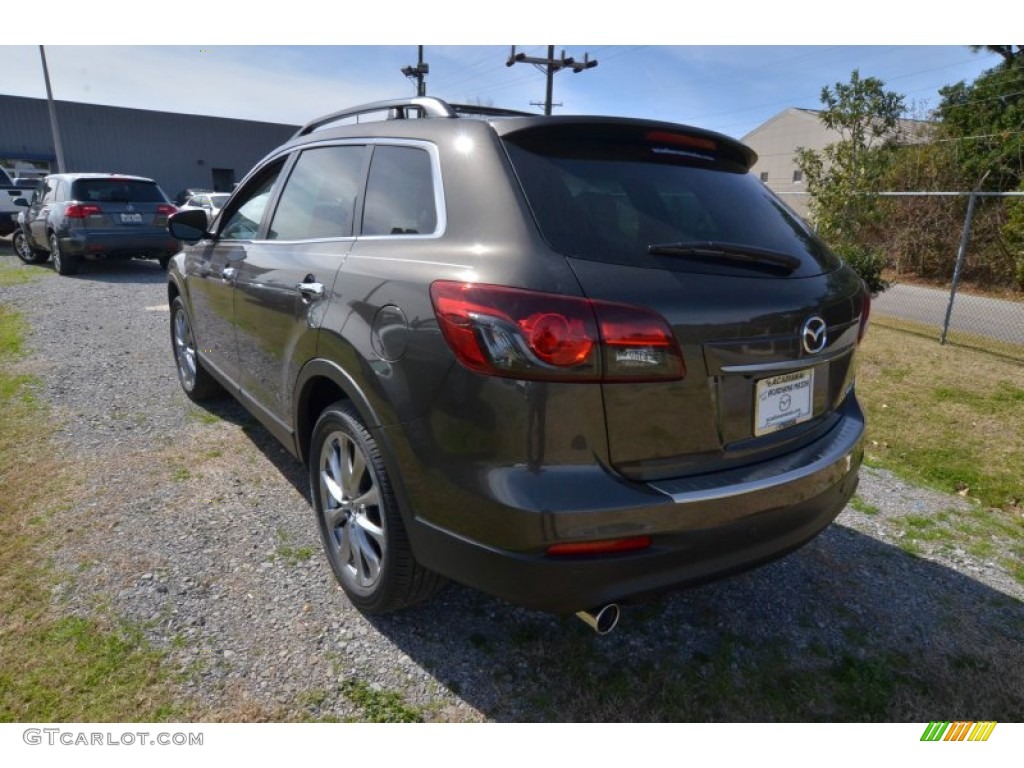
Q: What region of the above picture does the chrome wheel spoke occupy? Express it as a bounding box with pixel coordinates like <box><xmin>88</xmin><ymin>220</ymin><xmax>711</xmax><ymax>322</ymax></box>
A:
<box><xmin>345</xmin><ymin>448</ymin><xmax>367</xmax><ymax>497</ymax></box>
<box><xmin>354</xmin><ymin>512</ymin><xmax>385</xmax><ymax>548</ymax></box>
<box><xmin>351</xmin><ymin>525</ymin><xmax>382</xmax><ymax>586</ymax></box>
<box><xmin>337</xmin><ymin>520</ymin><xmax>354</xmax><ymax>564</ymax></box>
<box><xmin>324</xmin><ymin>444</ymin><xmax>345</xmax><ymax>506</ymax></box>
<box><xmin>350</xmin><ymin>486</ymin><xmax>380</xmax><ymax>511</ymax></box>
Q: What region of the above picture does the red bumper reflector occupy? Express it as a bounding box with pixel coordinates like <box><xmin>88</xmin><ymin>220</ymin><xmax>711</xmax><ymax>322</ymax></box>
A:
<box><xmin>547</xmin><ymin>536</ymin><xmax>651</xmax><ymax>556</ymax></box>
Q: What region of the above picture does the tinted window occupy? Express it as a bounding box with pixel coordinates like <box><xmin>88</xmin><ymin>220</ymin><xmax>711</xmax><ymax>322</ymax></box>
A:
<box><xmin>41</xmin><ymin>179</ymin><xmax>57</xmax><ymax>204</ymax></box>
<box><xmin>503</xmin><ymin>127</ymin><xmax>839</xmax><ymax>275</ymax></box>
<box><xmin>269</xmin><ymin>145</ymin><xmax>364</xmax><ymax>240</ymax></box>
<box><xmin>71</xmin><ymin>179</ymin><xmax>167</xmax><ymax>203</ymax></box>
<box><xmin>219</xmin><ymin>161</ymin><xmax>284</xmax><ymax>241</ymax></box>
<box><xmin>362</xmin><ymin>146</ymin><xmax>437</xmax><ymax>236</ymax></box>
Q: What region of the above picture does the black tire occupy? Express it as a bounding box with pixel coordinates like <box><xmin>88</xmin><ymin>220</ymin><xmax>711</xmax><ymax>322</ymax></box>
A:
<box><xmin>170</xmin><ymin>296</ymin><xmax>222</xmax><ymax>401</ymax></box>
<box><xmin>49</xmin><ymin>232</ymin><xmax>79</xmax><ymax>275</ymax></box>
<box><xmin>310</xmin><ymin>401</ymin><xmax>444</xmax><ymax>613</ymax></box>
<box><xmin>13</xmin><ymin>229</ymin><xmax>49</xmax><ymax>264</ymax></box>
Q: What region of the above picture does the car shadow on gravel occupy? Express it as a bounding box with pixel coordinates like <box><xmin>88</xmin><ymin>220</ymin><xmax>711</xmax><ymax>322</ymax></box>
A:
<box><xmin>359</xmin><ymin>523</ymin><xmax>1023</xmax><ymax>721</ymax></box>
<box><xmin>53</xmin><ymin>258</ymin><xmax>169</xmax><ymax>285</ymax></box>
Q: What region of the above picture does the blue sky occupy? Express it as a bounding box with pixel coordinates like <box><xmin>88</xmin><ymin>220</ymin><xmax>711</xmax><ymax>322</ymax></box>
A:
<box><xmin>2</xmin><ymin>8</ymin><xmax>1005</xmax><ymax>141</ymax></box>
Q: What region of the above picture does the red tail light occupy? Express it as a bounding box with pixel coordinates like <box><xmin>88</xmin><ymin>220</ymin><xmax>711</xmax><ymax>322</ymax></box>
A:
<box><xmin>858</xmin><ymin>289</ymin><xmax>871</xmax><ymax>344</ymax></box>
<box><xmin>429</xmin><ymin>281</ymin><xmax>684</xmax><ymax>382</ymax></box>
<box><xmin>156</xmin><ymin>204</ymin><xmax>177</xmax><ymax>216</ymax></box>
<box><xmin>65</xmin><ymin>203</ymin><xmax>102</xmax><ymax>219</ymax></box>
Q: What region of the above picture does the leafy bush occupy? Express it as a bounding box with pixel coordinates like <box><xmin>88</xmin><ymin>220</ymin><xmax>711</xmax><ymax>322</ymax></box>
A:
<box><xmin>835</xmin><ymin>244</ymin><xmax>890</xmax><ymax>296</ymax></box>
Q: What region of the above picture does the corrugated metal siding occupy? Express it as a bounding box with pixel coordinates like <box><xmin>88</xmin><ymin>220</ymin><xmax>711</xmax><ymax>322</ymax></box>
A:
<box><xmin>0</xmin><ymin>94</ymin><xmax>297</xmax><ymax>199</ymax></box>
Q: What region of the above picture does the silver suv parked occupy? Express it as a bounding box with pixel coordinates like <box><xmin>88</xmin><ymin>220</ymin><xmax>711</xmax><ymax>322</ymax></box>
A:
<box><xmin>14</xmin><ymin>173</ymin><xmax>179</xmax><ymax>274</ymax></box>
<box><xmin>167</xmin><ymin>97</ymin><xmax>868</xmax><ymax>632</ymax></box>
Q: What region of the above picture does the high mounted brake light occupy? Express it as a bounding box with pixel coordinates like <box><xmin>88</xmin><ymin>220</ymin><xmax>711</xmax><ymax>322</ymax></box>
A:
<box><xmin>645</xmin><ymin>130</ymin><xmax>718</xmax><ymax>152</ymax></box>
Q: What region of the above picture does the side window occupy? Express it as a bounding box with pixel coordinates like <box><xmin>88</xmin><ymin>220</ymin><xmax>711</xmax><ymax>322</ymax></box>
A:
<box><xmin>362</xmin><ymin>145</ymin><xmax>437</xmax><ymax>236</ymax></box>
<box><xmin>219</xmin><ymin>161</ymin><xmax>284</xmax><ymax>241</ymax></box>
<box><xmin>41</xmin><ymin>180</ymin><xmax>56</xmax><ymax>204</ymax></box>
<box><xmin>268</xmin><ymin>145</ymin><xmax>364</xmax><ymax>240</ymax></box>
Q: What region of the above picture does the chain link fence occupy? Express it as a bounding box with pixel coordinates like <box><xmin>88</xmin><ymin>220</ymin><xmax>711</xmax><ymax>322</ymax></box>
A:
<box><xmin>777</xmin><ymin>191</ymin><xmax>1024</xmax><ymax>362</ymax></box>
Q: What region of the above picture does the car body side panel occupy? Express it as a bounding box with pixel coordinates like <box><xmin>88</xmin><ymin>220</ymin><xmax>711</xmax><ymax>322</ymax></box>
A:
<box><xmin>234</xmin><ymin>239</ymin><xmax>350</xmax><ymax>429</ymax></box>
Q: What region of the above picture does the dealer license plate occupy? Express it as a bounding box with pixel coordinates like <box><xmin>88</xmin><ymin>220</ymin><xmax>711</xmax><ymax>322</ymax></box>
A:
<box><xmin>120</xmin><ymin>213</ymin><xmax>143</xmax><ymax>224</ymax></box>
<box><xmin>754</xmin><ymin>368</ymin><xmax>814</xmax><ymax>436</ymax></box>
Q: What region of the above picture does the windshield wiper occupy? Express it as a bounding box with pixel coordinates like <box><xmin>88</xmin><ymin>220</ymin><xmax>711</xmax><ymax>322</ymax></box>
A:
<box><xmin>647</xmin><ymin>241</ymin><xmax>801</xmax><ymax>273</ymax></box>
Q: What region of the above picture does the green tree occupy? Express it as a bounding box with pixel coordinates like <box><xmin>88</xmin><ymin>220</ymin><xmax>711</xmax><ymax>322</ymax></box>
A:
<box><xmin>937</xmin><ymin>61</ymin><xmax>1024</xmax><ymax>190</ymax></box>
<box><xmin>795</xmin><ymin>69</ymin><xmax>906</xmax><ymax>293</ymax></box>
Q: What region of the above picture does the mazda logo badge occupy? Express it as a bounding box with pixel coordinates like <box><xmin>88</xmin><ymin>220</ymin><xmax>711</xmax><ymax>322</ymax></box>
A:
<box><xmin>801</xmin><ymin>316</ymin><xmax>827</xmax><ymax>355</ymax></box>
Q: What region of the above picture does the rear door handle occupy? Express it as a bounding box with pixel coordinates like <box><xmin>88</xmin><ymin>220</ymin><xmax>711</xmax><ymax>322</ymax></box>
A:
<box><xmin>298</xmin><ymin>280</ymin><xmax>325</xmax><ymax>301</ymax></box>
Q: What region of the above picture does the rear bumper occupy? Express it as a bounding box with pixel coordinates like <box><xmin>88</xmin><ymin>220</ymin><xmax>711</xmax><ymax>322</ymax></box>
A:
<box><xmin>393</xmin><ymin>395</ymin><xmax>865</xmax><ymax>613</ymax></box>
<box><xmin>59</xmin><ymin>230</ymin><xmax>179</xmax><ymax>257</ymax></box>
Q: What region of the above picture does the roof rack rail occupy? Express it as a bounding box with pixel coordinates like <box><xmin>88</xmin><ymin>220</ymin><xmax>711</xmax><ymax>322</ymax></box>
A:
<box><xmin>449</xmin><ymin>103</ymin><xmax>535</xmax><ymax>118</ymax></box>
<box><xmin>294</xmin><ymin>97</ymin><xmax>459</xmax><ymax>138</ymax></box>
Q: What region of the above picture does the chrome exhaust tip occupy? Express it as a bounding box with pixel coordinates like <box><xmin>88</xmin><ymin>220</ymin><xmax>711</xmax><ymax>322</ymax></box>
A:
<box><xmin>576</xmin><ymin>604</ymin><xmax>620</xmax><ymax>635</ymax></box>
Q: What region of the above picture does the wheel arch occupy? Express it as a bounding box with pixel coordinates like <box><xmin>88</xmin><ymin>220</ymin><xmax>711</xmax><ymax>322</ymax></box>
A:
<box><xmin>294</xmin><ymin>358</ymin><xmax>387</xmax><ymax>467</ymax></box>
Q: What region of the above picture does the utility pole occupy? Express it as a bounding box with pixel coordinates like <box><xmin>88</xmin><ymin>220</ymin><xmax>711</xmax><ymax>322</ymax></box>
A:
<box><xmin>401</xmin><ymin>46</ymin><xmax>429</xmax><ymax>97</ymax></box>
<box><xmin>39</xmin><ymin>45</ymin><xmax>67</xmax><ymax>173</ymax></box>
<box><xmin>505</xmin><ymin>45</ymin><xmax>598</xmax><ymax>115</ymax></box>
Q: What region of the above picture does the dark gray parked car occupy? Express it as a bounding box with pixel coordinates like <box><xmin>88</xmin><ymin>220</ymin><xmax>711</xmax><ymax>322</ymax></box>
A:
<box><xmin>167</xmin><ymin>97</ymin><xmax>869</xmax><ymax>632</ymax></box>
<box><xmin>14</xmin><ymin>173</ymin><xmax>179</xmax><ymax>274</ymax></box>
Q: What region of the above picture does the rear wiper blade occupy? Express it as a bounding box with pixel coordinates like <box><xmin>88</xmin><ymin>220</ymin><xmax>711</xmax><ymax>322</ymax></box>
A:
<box><xmin>647</xmin><ymin>241</ymin><xmax>801</xmax><ymax>272</ymax></box>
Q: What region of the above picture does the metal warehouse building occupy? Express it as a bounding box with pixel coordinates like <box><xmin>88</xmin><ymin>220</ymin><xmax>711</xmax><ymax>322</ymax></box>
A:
<box><xmin>0</xmin><ymin>94</ymin><xmax>297</xmax><ymax>200</ymax></box>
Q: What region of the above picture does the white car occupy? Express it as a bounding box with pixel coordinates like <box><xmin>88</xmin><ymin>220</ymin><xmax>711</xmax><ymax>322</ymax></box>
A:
<box><xmin>178</xmin><ymin>192</ymin><xmax>230</xmax><ymax>225</ymax></box>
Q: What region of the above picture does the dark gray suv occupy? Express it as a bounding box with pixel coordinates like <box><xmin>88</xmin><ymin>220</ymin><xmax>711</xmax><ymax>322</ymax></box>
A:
<box><xmin>167</xmin><ymin>97</ymin><xmax>868</xmax><ymax>631</ymax></box>
<box><xmin>14</xmin><ymin>173</ymin><xmax>179</xmax><ymax>274</ymax></box>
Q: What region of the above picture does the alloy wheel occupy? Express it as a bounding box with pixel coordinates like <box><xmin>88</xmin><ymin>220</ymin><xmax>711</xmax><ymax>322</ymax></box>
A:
<box><xmin>172</xmin><ymin>308</ymin><xmax>198</xmax><ymax>391</ymax></box>
<box><xmin>318</xmin><ymin>430</ymin><xmax>386</xmax><ymax>594</ymax></box>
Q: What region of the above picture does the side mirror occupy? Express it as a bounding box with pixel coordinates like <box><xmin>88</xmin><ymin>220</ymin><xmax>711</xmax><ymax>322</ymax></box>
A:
<box><xmin>168</xmin><ymin>208</ymin><xmax>212</xmax><ymax>243</ymax></box>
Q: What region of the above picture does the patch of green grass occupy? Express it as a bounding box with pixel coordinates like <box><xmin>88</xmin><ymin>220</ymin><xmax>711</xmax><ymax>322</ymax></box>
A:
<box><xmin>190</xmin><ymin>410</ymin><xmax>220</xmax><ymax>426</ymax></box>
<box><xmin>171</xmin><ymin>467</ymin><xmax>191</xmax><ymax>482</ymax></box>
<box><xmin>273</xmin><ymin>529</ymin><xmax>313</xmax><ymax>566</ymax></box>
<box><xmin>0</xmin><ymin>254</ymin><xmax>52</xmax><ymax>287</ymax></box>
<box><xmin>339</xmin><ymin>679</ymin><xmax>423</xmax><ymax>723</ymax></box>
<box><xmin>858</xmin><ymin>326</ymin><xmax>1024</xmax><ymax>512</ymax></box>
<box><xmin>0</xmin><ymin>302</ymin><xmax>182</xmax><ymax>721</ymax></box>
<box><xmin>849</xmin><ymin>495</ymin><xmax>880</xmax><ymax>516</ymax></box>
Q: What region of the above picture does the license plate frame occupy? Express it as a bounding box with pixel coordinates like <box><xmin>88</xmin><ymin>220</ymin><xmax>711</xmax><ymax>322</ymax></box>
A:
<box><xmin>754</xmin><ymin>368</ymin><xmax>815</xmax><ymax>436</ymax></box>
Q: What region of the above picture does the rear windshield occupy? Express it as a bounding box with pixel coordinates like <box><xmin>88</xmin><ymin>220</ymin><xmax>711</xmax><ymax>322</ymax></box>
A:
<box><xmin>502</xmin><ymin>126</ymin><xmax>839</xmax><ymax>275</ymax></box>
<box><xmin>71</xmin><ymin>179</ymin><xmax>168</xmax><ymax>203</ymax></box>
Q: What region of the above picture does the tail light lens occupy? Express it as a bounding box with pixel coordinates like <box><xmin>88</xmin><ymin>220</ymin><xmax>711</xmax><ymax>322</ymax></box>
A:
<box><xmin>857</xmin><ymin>288</ymin><xmax>871</xmax><ymax>344</ymax></box>
<box><xmin>65</xmin><ymin>203</ymin><xmax>102</xmax><ymax>219</ymax></box>
<box><xmin>156</xmin><ymin>204</ymin><xmax>178</xmax><ymax>216</ymax></box>
<box><xmin>430</xmin><ymin>281</ymin><xmax>684</xmax><ymax>382</ymax></box>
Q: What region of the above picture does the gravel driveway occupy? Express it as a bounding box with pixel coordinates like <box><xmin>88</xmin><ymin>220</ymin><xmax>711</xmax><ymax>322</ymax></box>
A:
<box><xmin>2</xmin><ymin>244</ymin><xmax>1021</xmax><ymax>721</ymax></box>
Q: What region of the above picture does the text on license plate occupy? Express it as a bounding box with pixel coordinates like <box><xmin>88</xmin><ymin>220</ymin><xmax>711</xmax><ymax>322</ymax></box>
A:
<box><xmin>120</xmin><ymin>213</ymin><xmax>143</xmax><ymax>224</ymax></box>
<box><xmin>754</xmin><ymin>368</ymin><xmax>814</xmax><ymax>436</ymax></box>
